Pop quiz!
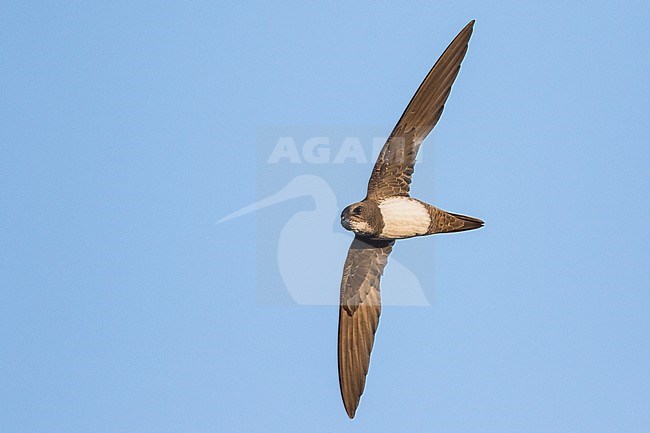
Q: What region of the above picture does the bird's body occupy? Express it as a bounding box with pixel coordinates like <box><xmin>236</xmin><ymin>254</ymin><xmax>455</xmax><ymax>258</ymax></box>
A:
<box><xmin>377</xmin><ymin>196</ymin><xmax>431</xmax><ymax>238</ymax></box>
<box><xmin>343</xmin><ymin>196</ymin><xmax>484</xmax><ymax>240</ymax></box>
<box><xmin>337</xmin><ymin>20</ymin><xmax>483</xmax><ymax>419</ymax></box>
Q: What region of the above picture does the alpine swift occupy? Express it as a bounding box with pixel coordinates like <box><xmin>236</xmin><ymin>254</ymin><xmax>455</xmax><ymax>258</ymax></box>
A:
<box><xmin>338</xmin><ymin>20</ymin><xmax>483</xmax><ymax>418</ymax></box>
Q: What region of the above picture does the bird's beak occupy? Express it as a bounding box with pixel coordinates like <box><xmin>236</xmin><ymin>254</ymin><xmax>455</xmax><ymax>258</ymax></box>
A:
<box><xmin>341</xmin><ymin>216</ymin><xmax>352</xmax><ymax>231</ymax></box>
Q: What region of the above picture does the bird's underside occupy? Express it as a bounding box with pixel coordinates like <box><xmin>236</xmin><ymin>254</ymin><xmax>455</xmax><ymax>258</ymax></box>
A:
<box><xmin>337</xmin><ymin>20</ymin><xmax>483</xmax><ymax>419</ymax></box>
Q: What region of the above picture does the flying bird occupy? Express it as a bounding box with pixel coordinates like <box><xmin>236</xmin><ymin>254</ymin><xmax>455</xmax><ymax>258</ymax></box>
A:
<box><xmin>338</xmin><ymin>20</ymin><xmax>483</xmax><ymax>418</ymax></box>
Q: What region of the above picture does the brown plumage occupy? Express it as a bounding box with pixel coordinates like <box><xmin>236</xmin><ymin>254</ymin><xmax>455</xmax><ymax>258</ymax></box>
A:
<box><xmin>338</xmin><ymin>237</ymin><xmax>393</xmax><ymax>418</ymax></box>
<box><xmin>337</xmin><ymin>20</ymin><xmax>484</xmax><ymax>419</ymax></box>
<box><xmin>426</xmin><ymin>206</ymin><xmax>485</xmax><ymax>234</ymax></box>
<box><xmin>366</xmin><ymin>20</ymin><xmax>475</xmax><ymax>201</ymax></box>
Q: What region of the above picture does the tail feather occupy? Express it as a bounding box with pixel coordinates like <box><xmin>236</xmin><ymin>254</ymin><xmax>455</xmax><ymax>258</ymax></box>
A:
<box><xmin>448</xmin><ymin>212</ymin><xmax>484</xmax><ymax>232</ymax></box>
<box><xmin>430</xmin><ymin>209</ymin><xmax>484</xmax><ymax>234</ymax></box>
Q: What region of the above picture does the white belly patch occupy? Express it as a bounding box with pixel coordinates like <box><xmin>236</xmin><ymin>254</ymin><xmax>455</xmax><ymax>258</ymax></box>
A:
<box><xmin>378</xmin><ymin>197</ymin><xmax>431</xmax><ymax>239</ymax></box>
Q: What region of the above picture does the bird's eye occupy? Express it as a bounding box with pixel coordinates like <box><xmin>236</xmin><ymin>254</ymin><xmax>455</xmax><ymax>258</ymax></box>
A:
<box><xmin>353</xmin><ymin>206</ymin><xmax>363</xmax><ymax>214</ymax></box>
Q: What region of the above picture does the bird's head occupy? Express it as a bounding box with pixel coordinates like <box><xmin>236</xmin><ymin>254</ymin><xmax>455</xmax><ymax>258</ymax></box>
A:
<box><xmin>340</xmin><ymin>200</ymin><xmax>383</xmax><ymax>237</ymax></box>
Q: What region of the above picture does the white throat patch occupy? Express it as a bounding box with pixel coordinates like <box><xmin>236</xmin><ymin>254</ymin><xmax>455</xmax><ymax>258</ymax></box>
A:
<box><xmin>378</xmin><ymin>197</ymin><xmax>431</xmax><ymax>239</ymax></box>
<box><xmin>351</xmin><ymin>220</ymin><xmax>372</xmax><ymax>235</ymax></box>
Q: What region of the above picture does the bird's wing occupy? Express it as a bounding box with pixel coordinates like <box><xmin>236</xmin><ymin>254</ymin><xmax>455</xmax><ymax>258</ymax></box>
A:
<box><xmin>338</xmin><ymin>236</ymin><xmax>394</xmax><ymax>418</ymax></box>
<box><xmin>366</xmin><ymin>20</ymin><xmax>475</xmax><ymax>200</ymax></box>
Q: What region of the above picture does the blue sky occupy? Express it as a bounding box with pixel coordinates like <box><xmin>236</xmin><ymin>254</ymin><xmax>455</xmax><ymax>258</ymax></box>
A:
<box><xmin>1</xmin><ymin>2</ymin><xmax>649</xmax><ymax>432</ymax></box>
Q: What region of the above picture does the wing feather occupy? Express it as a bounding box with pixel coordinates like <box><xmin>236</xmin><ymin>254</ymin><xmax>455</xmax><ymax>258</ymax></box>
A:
<box><xmin>338</xmin><ymin>236</ymin><xmax>394</xmax><ymax>418</ymax></box>
<box><xmin>367</xmin><ymin>20</ymin><xmax>475</xmax><ymax>199</ymax></box>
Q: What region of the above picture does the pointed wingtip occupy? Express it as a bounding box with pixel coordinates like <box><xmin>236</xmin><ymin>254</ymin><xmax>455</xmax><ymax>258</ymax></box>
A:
<box><xmin>463</xmin><ymin>20</ymin><xmax>475</xmax><ymax>34</ymax></box>
<box><xmin>345</xmin><ymin>403</ymin><xmax>357</xmax><ymax>419</ymax></box>
<box><xmin>450</xmin><ymin>20</ymin><xmax>475</xmax><ymax>51</ymax></box>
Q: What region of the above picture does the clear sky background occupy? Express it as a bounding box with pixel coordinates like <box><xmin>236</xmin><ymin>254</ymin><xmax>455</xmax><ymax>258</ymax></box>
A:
<box><xmin>1</xmin><ymin>2</ymin><xmax>649</xmax><ymax>432</ymax></box>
